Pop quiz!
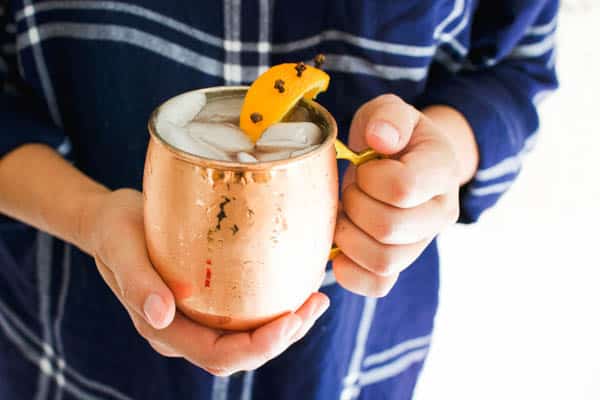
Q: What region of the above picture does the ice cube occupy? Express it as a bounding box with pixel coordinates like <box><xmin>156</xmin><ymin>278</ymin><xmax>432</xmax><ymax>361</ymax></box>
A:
<box><xmin>255</xmin><ymin>150</ymin><xmax>293</xmax><ymax>162</ymax></box>
<box><xmin>187</xmin><ymin>122</ymin><xmax>254</xmax><ymax>153</ymax></box>
<box><xmin>157</xmin><ymin>120</ymin><xmax>231</xmax><ymax>161</ymax></box>
<box><xmin>256</xmin><ymin>122</ymin><xmax>322</xmax><ymax>152</ymax></box>
<box><xmin>188</xmin><ymin>138</ymin><xmax>233</xmax><ymax>161</ymax></box>
<box><xmin>291</xmin><ymin>144</ymin><xmax>320</xmax><ymax>157</ymax></box>
<box><xmin>237</xmin><ymin>152</ymin><xmax>258</xmax><ymax>163</ymax></box>
<box><xmin>256</xmin><ymin>140</ymin><xmax>310</xmax><ymax>152</ymax></box>
<box><xmin>195</xmin><ymin>97</ymin><xmax>244</xmax><ymax>124</ymax></box>
<box><xmin>158</xmin><ymin>90</ymin><xmax>206</xmax><ymax>127</ymax></box>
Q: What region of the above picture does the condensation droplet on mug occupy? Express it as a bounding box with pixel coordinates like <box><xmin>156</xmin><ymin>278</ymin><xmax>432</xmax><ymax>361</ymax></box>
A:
<box><xmin>216</xmin><ymin>239</ymin><xmax>224</xmax><ymax>249</ymax></box>
<box><xmin>195</xmin><ymin>199</ymin><xmax>205</xmax><ymax>207</ymax></box>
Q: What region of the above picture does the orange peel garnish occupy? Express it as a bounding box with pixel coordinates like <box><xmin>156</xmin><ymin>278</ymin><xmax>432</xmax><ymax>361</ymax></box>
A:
<box><xmin>240</xmin><ymin>63</ymin><xmax>330</xmax><ymax>142</ymax></box>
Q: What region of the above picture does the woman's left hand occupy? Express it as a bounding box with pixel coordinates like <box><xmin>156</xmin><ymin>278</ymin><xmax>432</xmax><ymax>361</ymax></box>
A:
<box><xmin>333</xmin><ymin>94</ymin><xmax>478</xmax><ymax>297</ymax></box>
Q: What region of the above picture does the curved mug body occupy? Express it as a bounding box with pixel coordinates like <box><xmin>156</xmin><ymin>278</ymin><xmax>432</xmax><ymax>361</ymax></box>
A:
<box><xmin>144</xmin><ymin>86</ymin><xmax>338</xmax><ymax>331</ymax></box>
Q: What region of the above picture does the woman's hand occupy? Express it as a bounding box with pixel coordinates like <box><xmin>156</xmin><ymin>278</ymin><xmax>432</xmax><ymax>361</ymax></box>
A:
<box><xmin>334</xmin><ymin>94</ymin><xmax>479</xmax><ymax>297</ymax></box>
<box><xmin>81</xmin><ymin>188</ymin><xmax>329</xmax><ymax>376</ymax></box>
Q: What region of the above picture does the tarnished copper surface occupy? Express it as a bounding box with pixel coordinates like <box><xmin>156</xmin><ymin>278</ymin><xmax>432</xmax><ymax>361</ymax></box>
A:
<box><xmin>143</xmin><ymin>87</ymin><xmax>338</xmax><ymax>331</ymax></box>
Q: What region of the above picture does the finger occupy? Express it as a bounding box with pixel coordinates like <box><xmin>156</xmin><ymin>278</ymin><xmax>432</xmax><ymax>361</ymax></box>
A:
<box><xmin>349</xmin><ymin>94</ymin><xmax>420</xmax><ymax>155</ymax></box>
<box><xmin>341</xmin><ymin>164</ymin><xmax>356</xmax><ymax>191</ymax></box>
<box><xmin>333</xmin><ymin>254</ymin><xmax>398</xmax><ymax>298</ymax></box>
<box><xmin>148</xmin><ymin>340</ymin><xmax>182</xmax><ymax>358</ymax></box>
<box><xmin>128</xmin><ymin>312</ymin><xmax>223</xmax><ymax>373</ymax></box>
<box><xmin>94</xmin><ymin>210</ymin><xmax>175</xmax><ymax>330</ymax></box>
<box><xmin>129</xmin><ymin>293</ymin><xmax>327</xmax><ymax>376</ymax></box>
<box><xmin>213</xmin><ymin>293</ymin><xmax>329</xmax><ymax>370</ymax></box>
<box><xmin>357</xmin><ymin>122</ymin><xmax>460</xmax><ymax>208</ymax></box>
<box><xmin>290</xmin><ymin>292</ymin><xmax>330</xmax><ymax>343</ymax></box>
<box><xmin>342</xmin><ymin>184</ymin><xmax>458</xmax><ymax>245</ymax></box>
<box><xmin>334</xmin><ymin>214</ymin><xmax>432</xmax><ymax>276</ymax></box>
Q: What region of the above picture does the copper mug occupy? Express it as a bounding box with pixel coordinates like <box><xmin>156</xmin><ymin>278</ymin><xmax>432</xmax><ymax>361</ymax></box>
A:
<box><xmin>143</xmin><ymin>86</ymin><xmax>379</xmax><ymax>331</ymax></box>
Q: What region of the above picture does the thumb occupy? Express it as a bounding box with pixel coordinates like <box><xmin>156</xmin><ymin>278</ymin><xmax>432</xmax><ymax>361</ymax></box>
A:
<box><xmin>350</xmin><ymin>94</ymin><xmax>420</xmax><ymax>155</ymax></box>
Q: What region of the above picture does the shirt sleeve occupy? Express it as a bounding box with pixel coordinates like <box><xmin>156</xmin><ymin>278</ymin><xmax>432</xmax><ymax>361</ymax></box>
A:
<box><xmin>417</xmin><ymin>0</ymin><xmax>559</xmax><ymax>223</ymax></box>
<box><xmin>0</xmin><ymin>0</ymin><xmax>67</xmax><ymax>160</ymax></box>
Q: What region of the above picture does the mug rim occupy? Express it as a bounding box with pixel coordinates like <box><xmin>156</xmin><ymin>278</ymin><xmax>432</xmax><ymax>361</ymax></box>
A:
<box><xmin>147</xmin><ymin>86</ymin><xmax>338</xmax><ymax>171</ymax></box>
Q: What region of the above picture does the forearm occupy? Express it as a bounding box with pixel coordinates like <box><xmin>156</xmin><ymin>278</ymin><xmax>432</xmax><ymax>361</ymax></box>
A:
<box><xmin>0</xmin><ymin>143</ymin><xmax>109</xmax><ymax>254</ymax></box>
<box><xmin>422</xmin><ymin>105</ymin><xmax>479</xmax><ymax>185</ymax></box>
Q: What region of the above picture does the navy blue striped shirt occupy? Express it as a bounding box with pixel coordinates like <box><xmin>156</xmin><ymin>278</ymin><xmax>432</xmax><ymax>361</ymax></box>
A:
<box><xmin>0</xmin><ymin>1</ymin><xmax>558</xmax><ymax>399</ymax></box>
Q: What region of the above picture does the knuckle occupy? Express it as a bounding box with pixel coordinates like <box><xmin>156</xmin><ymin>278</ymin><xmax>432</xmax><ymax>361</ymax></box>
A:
<box><xmin>372</xmin><ymin>221</ymin><xmax>396</xmax><ymax>244</ymax></box>
<box><xmin>205</xmin><ymin>366</ymin><xmax>234</xmax><ymax>377</ymax></box>
<box><xmin>440</xmin><ymin>195</ymin><xmax>460</xmax><ymax>224</ymax></box>
<box><xmin>254</xmin><ymin>352</ymin><xmax>274</xmax><ymax>369</ymax></box>
<box><xmin>448</xmin><ymin>204</ymin><xmax>460</xmax><ymax>224</ymax></box>
<box><xmin>390</xmin><ymin>172</ymin><xmax>417</xmax><ymax>207</ymax></box>
<box><xmin>202</xmin><ymin>354</ymin><xmax>240</xmax><ymax>377</ymax></box>
<box><xmin>371</xmin><ymin>250</ymin><xmax>398</xmax><ymax>276</ymax></box>
<box><xmin>370</xmin><ymin>278</ymin><xmax>396</xmax><ymax>298</ymax></box>
<box><xmin>133</xmin><ymin>319</ymin><xmax>156</xmax><ymax>341</ymax></box>
<box><xmin>153</xmin><ymin>348</ymin><xmax>170</xmax><ymax>357</ymax></box>
<box><xmin>376</xmin><ymin>93</ymin><xmax>402</xmax><ymax>105</ymax></box>
<box><xmin>389</xmin><ymin>179</ymin><xmax>411</xmax><ymax>206</ymax></box>
<box><xmin>119</xmin><ymin>280</ymin><xmax>132</xmax><ymax>301</ymax></box>
<box><xmin>95</xmin><ymin>235</ymin><xmax>113</xmax><ymax>262</ymax></box>
<box><xmin>148</xmin><ymin>341</ymin><xmax>175</xmax><ymax>357</ymax></box>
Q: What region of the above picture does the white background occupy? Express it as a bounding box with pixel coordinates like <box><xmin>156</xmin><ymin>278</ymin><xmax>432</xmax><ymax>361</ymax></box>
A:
<box><xmin>414</xmin><ymin>1</ymin><xmax>600</xmax><ymax>399</ymax></box>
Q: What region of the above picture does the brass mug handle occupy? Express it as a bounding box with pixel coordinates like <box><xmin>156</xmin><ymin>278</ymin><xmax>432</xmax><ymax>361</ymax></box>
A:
<box><xmin>329</xmin><ymin>140</ymin><xmax>384</xmax><ymax>260</ymax></box>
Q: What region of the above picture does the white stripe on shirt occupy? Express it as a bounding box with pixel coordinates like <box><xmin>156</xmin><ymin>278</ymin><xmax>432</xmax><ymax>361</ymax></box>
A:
<box><xmin>16</xmin><ymin>23</ymin><xmax>430</xmax><ymax>82</ymax></box>
<box><xmin>433</xmin><ymin>0</ymin><xmax>464</xmax><ymax>39</ymax></box>
<box><xmin>511</xmin><ymin>31</ymin><xmax>556</xmax><ymax>58</ymax></box>
<box><xmin>469</xmin><ymin>180</ymin><xmax>514</xmax><ymax>196</ymax></box>
<box><xmin>324</xmin><ymin>54</ymin><xmax>428</xmax><ymax>81</ymax></box>
<box><xmin>20</xmin><ymin>0</ymin><xmax>63</xmax><ymax>128</ymax></box>
<box><xmin>16</xmin><ymin>0</ymin><xmax>224</xmax><ymax>46</ymax></box>
<box><xmin>526</xmin><ymin>15</ymin><xmax>557</xmax><ymax>36</ymax></box>
<box><xmin>13</xmin><ymin>1</ymin><xmax>439</xmax><ymax>58</ymax></box>
<box><xmin>270</xmin><ymin>30</ymin><xmax>436</xmax><ymax>57</ymax></box>
<box><xmin>52</xmin><ymin>244</ymin><xmax>72</xmax><ymax>400</ymax></box>
<box><xmin>240</xmin><ymin>370</ymin><xmax>256</xmax><ymax>400</ymax></box>
<box><xmin>475</xmin><ymin>134</ymin><xmax>537</xmax><ymax>182</ymax></box>
<box><xmin>340</xmin><ymin>297</ymin><xmax>377</xmax><ymax>400</ymax></box>
<box><xmin>437</xmin><ymin>0</ymin><xmax>470</xmax><ymax>56</ymax></box>
<box><xmin>0</xmin><ymin>298</ymin><xmax>133</xmax><ymax>400</ymax></box>
<box><xmin>211</xmin><ymin>376</ymin><xmax>230</xmax><ymax>400</ymax></box>
<box><xmin>363</xmin><ymin>335</ymin><xmax>431</xmax><ymax>368</ymax></box>
<box><xmin>321</xmin><ymin>270</ymin><xmax>337</xmax><ymax>287</ymax></box>
<box><xmin>359</xmin><ymin>348</ymin><xmax>428</xmax><ymax>387</ymax></box>
<box><xmin>35</xmin><ymin>231</ymin><xmax>54</xmax><ymax>400</ymax></box>
<box><xmin>257</xmin><ymin>0</ymin><xmax>272</xmax><ymax>73</ymax></box>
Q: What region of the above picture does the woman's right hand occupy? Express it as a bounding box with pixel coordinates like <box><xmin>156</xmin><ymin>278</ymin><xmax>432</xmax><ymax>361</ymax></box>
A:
<box><xmin>81</xmin><ymin>188</ymin><xmax>330</xmax><ymax>376</ymax></box>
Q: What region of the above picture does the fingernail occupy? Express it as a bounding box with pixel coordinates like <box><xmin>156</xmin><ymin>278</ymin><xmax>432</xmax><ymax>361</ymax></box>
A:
<box><xmin>144</xmin><ymin>293</ymin><xmax>168</xmax><ymax>329</ymax></box>
<box><xmin>284</xmin><ymin>316</ymin><xmax>303</xmax><ymax>339</ymax></box>
<box><xmin>368</xmin><ymin>121</ymin><xmax>400</xmax><ymax>149</ymax></box>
